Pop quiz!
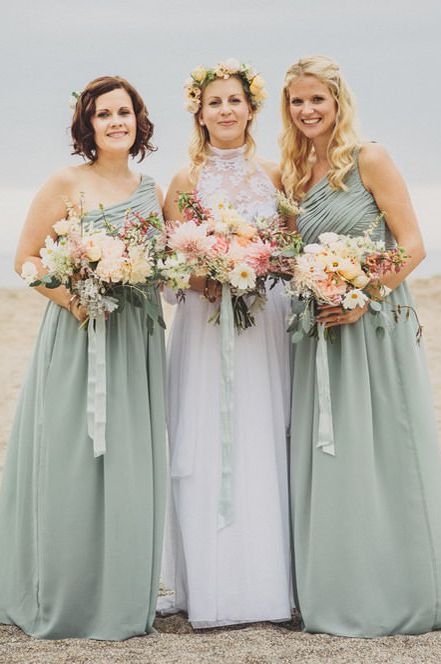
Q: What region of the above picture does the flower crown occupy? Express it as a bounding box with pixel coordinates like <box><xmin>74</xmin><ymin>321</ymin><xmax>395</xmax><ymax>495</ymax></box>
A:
<box><xmin>184</xmin><ymin>58</ymin><xmax>267</xmax><ymax>114</ymax></box>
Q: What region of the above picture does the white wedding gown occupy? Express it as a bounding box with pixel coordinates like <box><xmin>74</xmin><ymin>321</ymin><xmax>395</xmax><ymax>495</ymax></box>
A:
<box><xmin>161</xmin><ymin>145</ymin><xmax>293</xmax><ymax>627</ymax></box>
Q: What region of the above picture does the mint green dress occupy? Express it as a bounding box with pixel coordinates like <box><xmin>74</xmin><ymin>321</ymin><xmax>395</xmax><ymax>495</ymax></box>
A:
<box><xmin>291</xmin><ymin>157</ymin><xmax>441</xmax><ymax>637</ymax></box>
<box><xmin>0</xmin><ymin>175</ymin><xmax>166</xmax><ymax>640</ymax></box>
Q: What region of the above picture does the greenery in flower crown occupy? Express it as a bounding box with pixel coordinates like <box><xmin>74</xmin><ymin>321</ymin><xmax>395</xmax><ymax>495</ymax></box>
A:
<box><xmin>68</xmin><ymin>90</ymin><xmax>82</xmax><ymax>110</ymax></box>
<box><xmin>184</xmin><ymin>58</ymin><xmax>267</xmax><ymax>114</ymax></box>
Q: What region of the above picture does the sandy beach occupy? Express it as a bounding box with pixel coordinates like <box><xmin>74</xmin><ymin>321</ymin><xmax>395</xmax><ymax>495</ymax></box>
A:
<box><xmin>1</xmin><ymin>278</ymin><xmax>440</xmax><ymax>664</ymax></box>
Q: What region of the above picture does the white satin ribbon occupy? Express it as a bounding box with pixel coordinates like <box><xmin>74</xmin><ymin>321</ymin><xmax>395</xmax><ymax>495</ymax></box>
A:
<box><xmin>87</xmin><ymin>315</ymin><xmax>107</xmax><ymax>457</ymax></box>
<box><xmin>316</xmin><ymin>323</ymin><xmax>335</xmax><ymax>456</ymax></box>
<box><xmin>218</xmin><ymin>284</ymin><xmax>235</xmax><ymax>529</ymax></box>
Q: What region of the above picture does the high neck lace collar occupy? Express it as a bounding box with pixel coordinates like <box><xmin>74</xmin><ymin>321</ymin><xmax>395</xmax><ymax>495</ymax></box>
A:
<box><xmin>198</xmin><ymin>143</ymin><xmax>276</xmax><ymax>223</ymax></box>
<box><xmin>207</xmin><ymin>144</ymin><xmax>247</xmax><ymax>161</ymax></box>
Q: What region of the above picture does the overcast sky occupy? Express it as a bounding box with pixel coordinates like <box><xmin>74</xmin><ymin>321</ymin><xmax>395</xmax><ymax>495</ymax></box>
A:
<box><xmin>1</xmin><ymin>0</ymin><xmax>440</xmax><ymax>283</ymax></box>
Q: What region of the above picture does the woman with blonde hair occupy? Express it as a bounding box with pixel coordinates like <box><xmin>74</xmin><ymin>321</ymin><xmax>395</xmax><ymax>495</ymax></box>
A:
<box><xmin>281</xmin><ymin>55</ymin><xmax>441</xmax><ymax>636</ymax></box>
<box><xmin>161</xmin><ymin>59</ymin><xmax>292</xmax><ymax>627</ymax></box>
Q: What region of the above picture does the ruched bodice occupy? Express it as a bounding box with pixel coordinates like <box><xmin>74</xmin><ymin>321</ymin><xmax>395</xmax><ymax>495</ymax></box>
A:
<box><xmin>298</xmin><ymin>157</ymin><xmax>394</xmax><ymax>247</ymax></box>
<box><xmin>86</xmin><ymin>174</ymin><xmax>162</xmax><ymax>232</ymax></box>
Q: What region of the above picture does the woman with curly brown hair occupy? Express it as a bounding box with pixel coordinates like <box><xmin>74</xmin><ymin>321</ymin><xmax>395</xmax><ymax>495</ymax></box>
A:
<box><xmin>0</xmin><ymin>76</ymin><xmax>167</xmax><ymax>640</ymax></box>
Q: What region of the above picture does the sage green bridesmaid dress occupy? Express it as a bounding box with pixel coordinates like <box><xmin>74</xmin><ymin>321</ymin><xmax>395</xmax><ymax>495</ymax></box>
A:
<box><xmin>291</xmin><ymin>155</ymin><xmax>441</xmax><ymax>637</ymax></box>
<box><xmin>0</xmin><ymin>175</ymin><xmax>166</xmax><ymax>640</ymax></box>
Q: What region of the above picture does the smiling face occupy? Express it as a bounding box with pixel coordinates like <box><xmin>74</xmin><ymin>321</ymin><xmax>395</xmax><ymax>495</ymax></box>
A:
<box><xmin>91</xmin><ymin>88</ymin><xmax>137</xmax><ymax>156</ymax></box>
<box><xmin>199</xmin><ymin>77</ymin><xmax>252</xmax><ymax>149</ymax></box>
<box><xmin>287</xmin><ymin>75</ymin><xmax>337</xmax><ymax>144</ymax></box>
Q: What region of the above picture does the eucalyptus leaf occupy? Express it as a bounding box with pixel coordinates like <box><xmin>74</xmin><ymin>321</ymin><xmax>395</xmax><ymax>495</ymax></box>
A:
<box><xmin>369</xmin><ymin>300</ymin><xmax>382</xmax><ymax>312</ymax></box>
<box><xmin>43</xmin><ymin>275</ymin><xmax>62</xmax><ymax>289</ymax></box>
<box><xmin>291</xmin><ymin>330</ymin><xmax>304</xmax><ymax>344</ymax></box>
<box><xmin>291</xmin><ymin>298</ymin><xmax>306</xmax><ymax>315</ymax></box>
<box><xmin>302</xmin><ymin>306</ymin><xmax>314</xmax><ymax>334</ymax></box>
<box><xmin>286</xmin><ymin>314</ymin><xmax>299</xmax><ymax>333</ymax></box>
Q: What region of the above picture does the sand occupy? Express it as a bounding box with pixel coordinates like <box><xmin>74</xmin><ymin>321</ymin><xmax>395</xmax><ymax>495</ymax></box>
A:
<box><xmin>0</xmin><ymin>278</ymin><xmax>440</xmax><ymax>664</ymax></box>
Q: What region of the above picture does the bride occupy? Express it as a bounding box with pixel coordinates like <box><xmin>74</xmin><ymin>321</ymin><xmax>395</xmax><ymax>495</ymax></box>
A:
<box><xmin>161</xmin><ymin>59</ymin><xmax>293</xmax><ymax>628</ymax></box>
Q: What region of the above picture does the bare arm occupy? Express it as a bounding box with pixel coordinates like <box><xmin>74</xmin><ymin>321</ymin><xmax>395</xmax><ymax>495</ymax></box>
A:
<box><xmin>318</xmin><ymin>144</ymin><xmax>425</xmax><ymax>328</ymax></box>
<box><xmin>358</xmin><ymin>143</ymin><xmax>425</xmax><ymax>289</ymax></box>
<box><xmin>164</xmin><ymin>169</ymin><xmax>219</xmax><ymax>299</ymax></box>
<box><xmin>15</xmin><ymin>170</ymin><xmax>87</xmax><ymax>321</ymax></box>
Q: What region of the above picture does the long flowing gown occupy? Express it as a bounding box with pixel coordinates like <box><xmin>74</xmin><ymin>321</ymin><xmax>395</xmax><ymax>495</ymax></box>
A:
<box><xmin>290</xmin><ymin>155</ymin><xmax>441</xmax><ymax>637</ymax></box>
<box><xmin>0</xmin><ymin>175</ymin><xmax>167</xmax><ymax>640</ymax></box>
<box><xmin>162</xmin><ymin>145</ymin><xmax>293</xmax><ymax>627</ymax></box>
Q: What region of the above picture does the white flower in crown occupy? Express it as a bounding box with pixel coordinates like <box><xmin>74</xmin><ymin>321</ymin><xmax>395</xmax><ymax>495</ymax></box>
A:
<box><xmin>219</xmin><ymin>58</ymin><xmax>241</xmax><ymax>75</ymax></box>
<box><xmin>342</xmin><ymin>289</ymin><xmax>369</xmax><ymax>310</ymax></box>
<box><xmin>190</xmin><ymin>66</ymin><xmax>207</xmax><ymax>83</ymax></box>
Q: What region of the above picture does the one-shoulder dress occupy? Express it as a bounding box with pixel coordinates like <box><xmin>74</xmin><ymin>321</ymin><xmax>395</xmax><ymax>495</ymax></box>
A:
<box><xmin>0</xmin><ymin>175</ymin><xmax>166</xmax><ymax>640</ymax></box>
<box><xmin>290</xmin><ymin>156</ymin><xmax>441</xmax><ymax>637</ymax></box>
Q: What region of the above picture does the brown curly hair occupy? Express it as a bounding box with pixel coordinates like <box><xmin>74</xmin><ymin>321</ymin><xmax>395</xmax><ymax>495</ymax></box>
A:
<box><xmin>71</xmin><ymin>76</ymin><xmax>156</xmax><ymax>162</ymax></box>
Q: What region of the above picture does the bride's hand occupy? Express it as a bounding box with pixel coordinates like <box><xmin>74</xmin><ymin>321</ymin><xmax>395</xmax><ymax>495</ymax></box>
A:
<box><xmin>316</xmin><ymin>303</ymin><xmax>368</xmax><ymax>328</ymax></box>
<box><xmin>203</xmin><ymin>278</ymin><xmax>222</xmax><ymax>303</ymax></box>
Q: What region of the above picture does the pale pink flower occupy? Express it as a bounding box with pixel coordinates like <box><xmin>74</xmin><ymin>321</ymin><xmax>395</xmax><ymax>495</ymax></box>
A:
<box><xmin>168</xmin><ymin>221</ymin><xmax>214</xmax><ymax>259</ymax></box>
<box><xmin>315</xmin><ymin>276</ymin><xmax>347</xmax><ymax>305</ymax></box>
<box><xmin>246</xmin><ymin>240</ymin><xmax>273</xmax><ymax>276</ymax></box>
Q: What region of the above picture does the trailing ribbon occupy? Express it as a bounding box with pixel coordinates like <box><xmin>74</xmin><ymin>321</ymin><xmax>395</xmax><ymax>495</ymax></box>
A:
<box><xmin>218</xmin><ymin>284</ymin><xmax>235</xmax><ymax>529</ymax></box>
<box><xmin>315</xmin><ymin>323</ymin><xmax>335</xmax><ymax>456</ymax></box>
<box><xmin>87</xmin><ymin>315</ymin><xmax>107</xmax><ymax>457</ymax></box>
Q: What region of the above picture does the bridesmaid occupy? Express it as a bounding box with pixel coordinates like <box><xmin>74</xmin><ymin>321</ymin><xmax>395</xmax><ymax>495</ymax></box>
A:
<box><xmin>161</xmin><ymin>59</ymin><xmax>292</xmax><ymax>627</ymax></box>
<box><xmin>0</xmin><ymin>76</ymin><xmax>166</xmax><ymax>640</ymax></box>
<box><xmin>280</xmin><ymin>55</ymin><xmax>441</xmax><ymax>637</ymax></box>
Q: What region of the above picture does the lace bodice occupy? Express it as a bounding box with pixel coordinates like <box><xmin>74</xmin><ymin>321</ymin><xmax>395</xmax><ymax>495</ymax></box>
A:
<box><xmin>197</xmin><ymin>145</ymin><xmax>277</xmax><ymax>222</ymax></box>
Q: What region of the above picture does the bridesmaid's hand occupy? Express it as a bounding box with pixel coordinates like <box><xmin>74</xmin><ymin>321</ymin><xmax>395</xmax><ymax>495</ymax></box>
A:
<box><xmin>68</xmin><ymin>296</ymin><xmax>88</xmax><ymax>324</ymax></box>
<box><xmin>316</xmin><ymin>303</ymin><xmax>368</xmax><ymax>328</ymax></box>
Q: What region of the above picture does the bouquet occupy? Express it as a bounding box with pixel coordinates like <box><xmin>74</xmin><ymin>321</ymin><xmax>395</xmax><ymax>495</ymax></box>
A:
<box><xmin>159</xmin><ymin>191</ymin><xmax>302</xmax><ymax>331</ymax></box>
<box><xmin>286</xmin><ymin>218</ymin><xmax>413</xmax><ymax>343</ymax></box>
<box><xmin>21</xmin><ymin>200</ymin><xmax>165</xmax><ymax>331</ymax></box>
<box><xmin>286</xmin><ymin>217</ymin><xmax>417</xmax><ymax>457</ymax></box>
<box><xmin>21</xmin><ymin>199</ymin><xmax>166</xmax><ymax>458</ymax></box>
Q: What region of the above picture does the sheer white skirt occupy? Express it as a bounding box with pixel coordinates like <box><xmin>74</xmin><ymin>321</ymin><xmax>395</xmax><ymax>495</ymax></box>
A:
<box><xmin>160</xmin><ymin>284</ymin><xmax>293</xmax><ymax>627</ymax></box>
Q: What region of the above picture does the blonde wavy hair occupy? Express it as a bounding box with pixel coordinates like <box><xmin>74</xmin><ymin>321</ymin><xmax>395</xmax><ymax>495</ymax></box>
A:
<box><xmin>279</xmin><ymin>55</ymin><xmax>360</xmax><ymax>199</ymax></box>
<box><xmin>188</xmin><ymin>75</ymin><xmax>256</xmax><ymax>184</ymax></box>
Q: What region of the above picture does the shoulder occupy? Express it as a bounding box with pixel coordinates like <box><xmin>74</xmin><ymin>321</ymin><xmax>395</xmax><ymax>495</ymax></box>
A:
<box><xmin>358</xmin><ymin>143</ymin><xmax>391</xmax><ymax>169</ymax></box>
<box><xmin>257</xmin><ymin>158</ymin><xmax>282</xmax><ymax>190</ymax></box>
<box><xmin>41</xmin><ymin>165</ymin><xmax>81</xmax><ymax>195</ymax></box>
<box><xmin>167</xmin><ymin>167</ymin><xmax>193</xmax><ymax>193</ymax></box>
<box><xmin>29</xmin><ymin>166</ymin><xmax>84</xmax><ymax>215</ymax></box>
<box><xmin>358</xmin><ymin>143</ymin><xmax>400</xmax><ymax>193</ymax></box>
